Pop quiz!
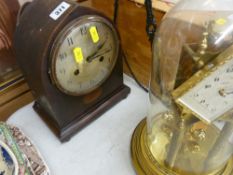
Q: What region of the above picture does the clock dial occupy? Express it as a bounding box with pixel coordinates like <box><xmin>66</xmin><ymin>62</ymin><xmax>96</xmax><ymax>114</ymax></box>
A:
<box><xmin>173</xmin><ymin>46</ymin><xmax>233</xmax><ymax>123</ymax></box>
<box><xmin>50</xmin><ymin>16</ymin><xmax>119</xmax><ymax>96</ymax></box>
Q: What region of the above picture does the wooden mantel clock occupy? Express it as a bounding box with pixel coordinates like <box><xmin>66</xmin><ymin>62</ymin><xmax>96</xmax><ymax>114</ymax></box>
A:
<box><xmin>14</xmin><ymin>0</ymin><xmax>130</xmax><ymax>142</ymax></box>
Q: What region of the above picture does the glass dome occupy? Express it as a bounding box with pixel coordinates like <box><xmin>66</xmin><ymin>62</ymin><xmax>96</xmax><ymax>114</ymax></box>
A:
<box><xmin>147</xmin><ymin>0</ymin><xmax>233</xmax><ymax>174</ymax></box>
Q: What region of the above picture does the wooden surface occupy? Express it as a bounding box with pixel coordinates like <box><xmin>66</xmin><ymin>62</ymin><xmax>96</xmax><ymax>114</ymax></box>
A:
<box><xmin>0</xmin><ymin>0</ymin><xmax>165</xmax><ymax>121</ymax></box>
<box><xmin>130</xmin><ymin>0</ymin><xmax>174</xmax><ymax>12</ymax></box>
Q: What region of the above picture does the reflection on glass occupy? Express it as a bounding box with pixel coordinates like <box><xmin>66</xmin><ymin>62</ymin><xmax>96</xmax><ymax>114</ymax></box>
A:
<box><xmin>148</xmin><ymin>0</ymin><xmax>233</xmax><ymax>174</ymax></box>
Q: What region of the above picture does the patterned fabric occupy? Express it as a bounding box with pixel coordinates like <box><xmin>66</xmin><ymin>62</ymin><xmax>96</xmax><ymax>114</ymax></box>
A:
<box><xmin>0</xmin><ymin>123</ymin><xmax>50</xmax><ymax>175</ymax></box>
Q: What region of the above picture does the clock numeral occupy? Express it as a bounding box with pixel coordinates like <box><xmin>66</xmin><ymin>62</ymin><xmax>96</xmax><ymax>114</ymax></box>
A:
<box><xmin>200</xmin><ymin>99</ymin><xmax>206</xmax><ymax>104</ymax></box>
<box><xmin>205</xmin><ymin>84</ymin><xmax>211</xmax><ymax>89</ymax></box>
<box><xmin>226</xmin><ymin>67</ymin><xmax>233</xmax><ymax>73</ymax></box>
<box><xmin>59</xmin><ymin>52</ymin><xmax>67</xmax><ymax>60</ymax></box>
<box><xmin>80</xmin><ymin>26</ymin><xmax>87</xmax><ymax>35</ymax></box>
<box><xmin>59</xmin><ymin>69</ymin><xmax>66</xmax><ymax>74</ymax></box>
<box><xmin>214</xmin><ymin>77</ymin><xmax>220</xmax><ymax>82</ymax></box>
<box><xmin>67</xmin><ymin>37</ymin><xmax>74</xmax><ymax>46</ymax></box>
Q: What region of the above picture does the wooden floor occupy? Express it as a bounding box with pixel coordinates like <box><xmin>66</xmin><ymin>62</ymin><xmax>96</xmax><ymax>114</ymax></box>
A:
<box><xmin>0</xmin><ymin>0</ymin><xmax>165</xmax><ymax>121</ymax></box>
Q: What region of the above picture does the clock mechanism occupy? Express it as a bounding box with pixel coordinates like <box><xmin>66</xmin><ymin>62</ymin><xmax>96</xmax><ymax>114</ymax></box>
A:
<box><xmin>14</xmin><ymin>0</ymin><xmax>130</xmax><ymax>142</ymax></box>
<box><xmin>131</xmin><ymin>5</ymin><xmax>233</xmax><ymax>175</ymax></box>
<box><xmin>173</xmin><ymin>45</ymin><xmax>233</xmax><ymax>123</ymax></box>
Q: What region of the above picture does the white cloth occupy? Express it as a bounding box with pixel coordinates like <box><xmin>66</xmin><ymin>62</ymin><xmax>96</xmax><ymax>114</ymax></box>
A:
<box><xmin>7</xmin><ymin>75</ymin><xmax>149</xmax><ymax>175</ymax></box>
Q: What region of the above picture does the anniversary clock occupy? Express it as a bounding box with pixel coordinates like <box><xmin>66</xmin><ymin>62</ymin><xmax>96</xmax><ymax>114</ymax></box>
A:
<box><xmin>14</xmin><ymin>0</ymin><xmax>130</xmax><ymax>141</ymax></box>
<box><xmin>131</xmin><ymin>0</ymin><xmax>233</xmax><ymax>175</ymax></box>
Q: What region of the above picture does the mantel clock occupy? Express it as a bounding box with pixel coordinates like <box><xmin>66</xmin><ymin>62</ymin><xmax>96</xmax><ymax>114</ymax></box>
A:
<box><xmin>14</xmin><ymin>0</ymin><xmax>130</xmax><ymax>142</ymax></box>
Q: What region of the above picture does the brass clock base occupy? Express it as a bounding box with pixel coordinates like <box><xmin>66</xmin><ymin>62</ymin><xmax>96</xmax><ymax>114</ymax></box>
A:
<box><xmin>131</xmin><ymin>118</ymin><xmax>233</xmax><ymax>175</ymax></box>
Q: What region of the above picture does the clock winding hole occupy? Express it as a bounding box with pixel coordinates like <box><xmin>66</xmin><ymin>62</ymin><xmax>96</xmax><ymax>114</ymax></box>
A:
<box><xmin>74</xmin><ymin>69</ymin><xmax>80</xmax><ymax>76</ymax></box>
<box><xmin>99</xmin><ymin>56</ymin><xmax>104</xmax><ymax>62</ymax></box>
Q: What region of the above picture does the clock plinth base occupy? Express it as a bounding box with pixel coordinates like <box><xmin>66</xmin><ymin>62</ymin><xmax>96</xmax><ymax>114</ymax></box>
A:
<box><xmin>33</xmin><ymin>85</ymin><xmax>130</xmax><ymax>142</ymax></box>
<box><xmin>131</xmin><ymin>118</ymin><xmax>233</xmax><ymax>175</ymax></box>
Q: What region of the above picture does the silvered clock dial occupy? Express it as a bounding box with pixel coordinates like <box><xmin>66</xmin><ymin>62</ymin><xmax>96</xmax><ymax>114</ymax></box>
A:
<box><xmin>173</xmin><ymin>44</ymin><xmax>233</xmax><ymax>123</ymax></box>
<box><xmin>50</xmin><ymin>16</ymin><xmax>119</xmax><ymax>96</ymax></box>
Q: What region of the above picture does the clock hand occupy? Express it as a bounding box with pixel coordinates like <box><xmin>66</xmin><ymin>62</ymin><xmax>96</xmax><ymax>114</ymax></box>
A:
<box><xmin>86</xmin><ymin>47</ymin><xmax>112</xmax><ymax>63</ymax></box>
<box><xmin>219</xmin><ymin>88</ymin><xmax>233</xmax><ymax>97</ymax></box>
<box><xmin>85</xmin><ymin>40</ymin><xmax>106</xmax><ymax>60</ymax></box>
<box><xmin>86</xmin><ymin>34</ymin><xmax>109</xmax><ymax>61</ymax></box>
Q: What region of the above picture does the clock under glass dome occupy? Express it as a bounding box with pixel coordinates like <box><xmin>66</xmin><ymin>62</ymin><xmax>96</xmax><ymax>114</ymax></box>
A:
<box><xmin>131</xmin><ymin>0</ymin><xmax>233</xmax><ymax>174</ymax></box>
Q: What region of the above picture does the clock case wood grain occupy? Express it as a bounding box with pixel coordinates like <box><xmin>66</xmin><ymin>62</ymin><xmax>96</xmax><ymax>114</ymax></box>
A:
<box><xmin>14</xmin><ymin>0</ymin><xmax>130</xmax><ymax>142</ymax></box>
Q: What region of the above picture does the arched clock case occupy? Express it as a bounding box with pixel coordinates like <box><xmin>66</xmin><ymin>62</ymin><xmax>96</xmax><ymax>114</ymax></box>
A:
<box><xmin>14</xmin><ymin>0</ymin><xmax>130</xmax><ymax>142</ymax></box>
